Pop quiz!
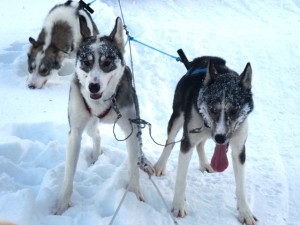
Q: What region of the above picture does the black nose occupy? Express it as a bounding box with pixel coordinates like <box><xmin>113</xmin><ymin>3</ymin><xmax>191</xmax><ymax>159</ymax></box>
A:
<box><xmin>28</xmin><ymin>84</ymin><xmax>36</xmax><ymax>89</ymax></box>
<box><xmin>88</xmin><ymin>83</ymin><xmax>100</xmax><ymax>93</ymax></box>
<box><xmin>215</xmin><ymin>134</ymin><xmax>226</xmax><ymax>144</ymax></box>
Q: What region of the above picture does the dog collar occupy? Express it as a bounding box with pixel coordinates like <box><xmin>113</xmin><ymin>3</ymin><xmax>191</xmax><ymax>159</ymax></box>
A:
<box><xmin>82</xmin><ymin>96</ymin><xmax>112</xmax><ymax>119</ymax></box>
<box><xmin>82</xmin><ymin>84</ymin><xmax>121</xmax><ymax>119</ymax></box>
<box><xmin>97</xmin><ymin>106</ymin><xmax>112</xmax><ymax>118</ymax></box>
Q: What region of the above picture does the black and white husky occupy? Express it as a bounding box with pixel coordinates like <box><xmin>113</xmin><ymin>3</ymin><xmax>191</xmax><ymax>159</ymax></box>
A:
<box><xmin>55</xmin><ymin>17</ymin><xmax>154</xmax><ymax>214</ymax></box>
<box><xmin>27</xmin><ymin>1</ymin><xmax>99</xmax><ymax>89</ymax></box>
<box><xmin>154</xmin><ymin>57</ymin><xmax>257</xmax><ymax>225</ymax></box>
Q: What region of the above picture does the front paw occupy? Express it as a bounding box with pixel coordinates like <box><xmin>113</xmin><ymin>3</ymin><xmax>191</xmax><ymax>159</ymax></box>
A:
<box><xmin>54</xmin><ymin>191</ymin><xmax>72</xmax><ymax>215</ymax></box>
<box><xmin>172</xmin><ymin>199</ymin><xmax>187</xmax><ymax>217</ymax></box>
<box><xmin>172</xmin><ymin>206</ymin><xmax>187</xmax><ymax>218</ymax></box>
<box><xmin>200</xmin><ymin>163</ymin><xmax>214</xmax><ymax>173</ymax></box>
<box><xmin>54</xmin><ymin>200</ymin><xmax>70</xmax><ymax>215</ymax></box>
<box><xmin>144</xmin><ymin>164</ymin><xmax>155</xmax><ymax>176</ymax></box>
<box><xmin>128</xmin><ymin>185</ymin><xmax>145</xmax><ymax>202</ymax></box>
<box><xmin>138</xmin><ymin>156</ymin><xmax>155</xmax><ymax>176</ymax></box>
<box><xmin>91</xmin><ymin>149</ymin><xmax>102</xmax><ymax>165</ymax></box>
<box><xmin>238</xmin><ymin>208</ymin><xmax>257</xmax><ymax>225</ymax></box>
<box><xmin>154</xmin><ymin>160</ymin><xmax>166</xmax><ymax>176</ymax></box>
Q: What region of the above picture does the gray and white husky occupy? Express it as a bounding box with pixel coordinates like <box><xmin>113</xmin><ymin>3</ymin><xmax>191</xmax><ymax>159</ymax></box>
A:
<box><xmin>27</xmin><ymin>0</ymin><xmax>99</xmax><ymax>89</ymax></box>
<box><xmin>154</xmin><ymin>56</ymin><xmax>257</xmax><ymax>225</ymax></box>
<box><xmin>55</xmin><ymin>17</ymin><xmax>154</xmax><ymax>214</ymax></box>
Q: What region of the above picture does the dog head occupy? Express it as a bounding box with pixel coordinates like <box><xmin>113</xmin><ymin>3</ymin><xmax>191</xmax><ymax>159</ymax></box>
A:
<box><xmin>76</xmin><ymin>17</ymin><xmax>125</xmax><ymax>100</ymax></box>
<box><xmin>27</xmin><ymin>35</ymin><xmax>68</xmax><ymax>89</ymax></box>
<box><xmin>197</xmin><ymin>61</ymin><xmax>254</xmax><ymax>145</ymax></box>
<box><xmin>26</xmin><ymin>6</ymin><xmax>95</xmax><ymax>89</ymax></box>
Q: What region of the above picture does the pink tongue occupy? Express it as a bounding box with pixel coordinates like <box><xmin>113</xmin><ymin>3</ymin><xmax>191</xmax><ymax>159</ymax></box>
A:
<box><xmin>211</xmin><ymin>144</ymin><xmax>228</xmax><ymax>172</ymax></box>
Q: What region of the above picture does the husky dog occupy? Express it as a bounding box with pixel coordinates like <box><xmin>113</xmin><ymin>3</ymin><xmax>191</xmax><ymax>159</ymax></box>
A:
<box><xmin>27</xmin><ymin>0</ymin><xmax>99</xmax><ymax>89</ymax></box>
<box><xmin>154</xmin><ymin>57</ymin><xmax>257</xmax><ymax>225</ymax></box>
<box><xmin>55</xmin><ymin>17</ymin><xmax>154</xmax><ymax>214</ymax></box>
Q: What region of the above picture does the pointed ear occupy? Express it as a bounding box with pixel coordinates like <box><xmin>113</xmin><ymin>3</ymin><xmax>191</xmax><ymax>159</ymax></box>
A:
<box><xmin>109</xmin><ymin>17</ymin><xmax>125</xmax><ymax>54</ymax></box>
<box><xmin>79</xmin><ymin>15</ymin><xmax>92</xmax><ymax>39</ymax></box>
<box><xmin>240</xmin><ymin>62</ymin><xmax>252</xmax><ymax>89</ymax></box>
<box><xmin>203</xmin><ymin>60</ymin><xmax>217</xmax><ymax>86</ymax></box>
<box><xmin>29</xmin><ymin>37</ymin><xmax>38</xmax><ymax>48</ymax></box>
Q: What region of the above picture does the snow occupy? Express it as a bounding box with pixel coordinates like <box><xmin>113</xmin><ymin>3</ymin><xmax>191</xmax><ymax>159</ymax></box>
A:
<box><xmin>0</xmin><ymin>0</ymin><xmax>300</xmax><ymax>225</ymax></box>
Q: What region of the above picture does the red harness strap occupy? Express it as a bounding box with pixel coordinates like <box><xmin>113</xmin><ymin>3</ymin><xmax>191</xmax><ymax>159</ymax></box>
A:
<box><xmin>97</xmin><ymin>106</ymin><xmax>112</xmax><ymax>118</ymax></box>
<box><xmin>82</xmin><ymin>96</ymin><xmax>112</xmax><ymax>119</ymax></box>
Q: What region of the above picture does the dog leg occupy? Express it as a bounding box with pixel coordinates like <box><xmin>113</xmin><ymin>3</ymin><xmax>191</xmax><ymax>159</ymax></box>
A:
<box><xmin>196</xmin><ymin>141</ymin><xmax>214</xmax><ymax>173</ymax></box>
<box><xmin>86</xmin><ymin>117</ymin><xmax>101</xmax><ymax>164</ymax></box>
<box><xmin>55</xmin><ymin>125</ymin><xmax>86</xmax><ymax>214</ymax></box>
<box><xmin>117</xmin><ymin>111</ymin><xmax>144</xmax><ymax>201</ymax></box>
<box><xmin>172</xmin><ymin>145</ymin><xmax>193</xmax><ymax>217</ymax></box>
<box><xmin>230</xmin><ymin>121</ymin><xmax>257</xmax><ymax>225</ymax></box>
<box><xmin>232</xmin><ymin>146</ymin><xmax>257</xmax><ymax>225</ymax></box>
<box><xmin>154</xmin><ymin>113</ymin><xmax>184</xmax><ymax>176</ymax></box>
<box><xmin>126</xmin><ymin>137</ymin><xmax>144</xmax><ymax>201</ymax></box>
<box><xmin>55</xmin><ymin>80</ymin><xmax>90</xmax><ymax>215</ymax></box>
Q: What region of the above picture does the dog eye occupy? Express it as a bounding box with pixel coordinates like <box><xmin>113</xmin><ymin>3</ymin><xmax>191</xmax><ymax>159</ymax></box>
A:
<box><xmin>39</xmin><ymin>66</ymin><xmax>49</xmax><ymax>76</ymax></box>
<box><xmin>82</xmin><ymin>59</ymin><xmax>92</xmax><ymax>67</ymax></box>
<box><xmin>229</xmin><ymin>106</ymin><xmax>239</xmax><ymax>116</ymax></box>
<box><xmin>80</xmin><ymin>54</ymin><xmax>94</xmax><ymax>68</ymax></box>
<box><xmin>28</xmin><ymin>63</ymin><xmax>35</xmax><ymax>73</ymax></box>
<box><xmin>102</xmin><ymin>59</ymin><xmax>112</xmax><ymax>68</ymax></box>
<box><xmin>53</xmin><ymin>61</ymin><xmax>60</xmax><ymax>69</ymax></box>
<box><xmin>209</xmin><ymin>107</ymin><xmax>218</xmax><ymax>115</ymax></box>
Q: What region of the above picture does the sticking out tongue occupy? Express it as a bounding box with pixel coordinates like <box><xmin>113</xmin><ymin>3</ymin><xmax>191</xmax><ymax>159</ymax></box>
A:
<box><xmin>211</xmin><ymin>144</ymin><xmax>228</xmax><ymax>172</ymax></box>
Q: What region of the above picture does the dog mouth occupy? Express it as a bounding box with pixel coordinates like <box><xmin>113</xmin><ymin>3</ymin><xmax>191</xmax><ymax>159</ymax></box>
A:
<box><xmin>28</xmin><ymin>79</ymin><xmax>48</xmax><ymax>89</ymax></box>
<box><xmin>90</xmin><ymin>92</ymin><xmax>103</xmax><ymax>100</ymax></box>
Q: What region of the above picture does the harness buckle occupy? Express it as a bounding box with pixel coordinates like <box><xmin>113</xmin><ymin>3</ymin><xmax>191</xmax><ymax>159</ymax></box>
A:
<box><xmin>111</xmin><ymin>95</ymin><xmax>122</xmax><ymax>119</ymax></box>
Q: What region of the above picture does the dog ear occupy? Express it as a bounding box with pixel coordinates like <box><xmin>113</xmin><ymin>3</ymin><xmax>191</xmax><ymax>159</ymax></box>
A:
<box><xmin>240</xmin><ymin>62</ymin><xmax>252</xmax><ymax>89</ymax></box>
<box><xmin>79</xmin><ymin>15</ymin><xmax>92</xmax><ymax>39</ymax></box>
<box><xmin>203</xmin><ymin>60</ymin><xmax>217</xmax><ymax>86</ymax></box>
<box><xmin>29</xmin><ymin>37</ymin><xmax>39</xmax><ymax>48</ymax></box>
<box><xmin>109</xmin><ymin>17</ymin><xmax>125</xmax><ymax>54</ymax></box>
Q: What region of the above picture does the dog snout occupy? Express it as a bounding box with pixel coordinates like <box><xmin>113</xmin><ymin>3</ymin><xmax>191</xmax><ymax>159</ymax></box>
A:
<box><xmin>88</xmin><ymin>83</ymin><xmax>100</xmax><ymax>93</ymax></box>
<box><xmin>215</xmin><ymin>134</ymin><xmax>226</xmax><ymax>144</ymax></box>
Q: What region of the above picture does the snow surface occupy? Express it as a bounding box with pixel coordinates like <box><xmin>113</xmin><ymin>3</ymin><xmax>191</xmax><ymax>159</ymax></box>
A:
<box><xmin>0</xmin><ymin>0</ymin><xmax>300</xmax><ymax>224</ymax></box>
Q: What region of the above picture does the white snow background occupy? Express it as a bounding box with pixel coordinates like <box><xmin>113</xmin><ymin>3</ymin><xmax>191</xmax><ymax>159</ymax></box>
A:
<box><xmin>0</xmin><ymin>0</ymin><xmax>300</xmax><ymax>224</ymax></box>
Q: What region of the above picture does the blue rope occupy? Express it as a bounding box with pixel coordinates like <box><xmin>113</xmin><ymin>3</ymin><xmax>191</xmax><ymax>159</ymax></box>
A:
<box><xmin>126</xmin><ymin>35</ymin><xmax>181</xmax><ymax>62</ymax></box>
<box><xmin>89</xmin><ymin>0</ymin><xmax>180</xmax><ymax>62</ymax></box>
<box><xmin>88</xmin><ymin>0</ymin><xmax>96</xmax><ymax>5</ymax></box>
<box><xmin>125</xmin><ymin>36</ymin><xmax>130</xmax><ymax>46</ymax></box>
